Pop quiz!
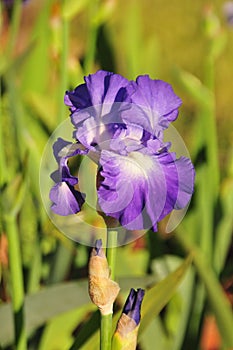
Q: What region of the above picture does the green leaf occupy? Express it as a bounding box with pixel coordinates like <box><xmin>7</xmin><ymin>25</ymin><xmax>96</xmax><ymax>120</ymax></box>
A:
<box><xmin>214</xmin><ymin>176</ymin><xmax>233</xmax><ymax>274</ymax></box>
<box><xmin>0</xmin><ymin>281</ymin><xmax>90</xmax><ymax>347</ymax></box>
<box><xmin>23</xmin><ymin>91</ymin><xmax>57</xmax><ymax>132</ymax></box>
<box><xmin>2</xmin><ymin>174</ymin><xmax>27</xmax><ymax>217</ymax></box>
<box><xmin>163</xmin><ymin>257</ymin><xmax>195</xmax><ymax>350</ymax></box>
<box><xmin>139</xmin><ymin>318</ymin><xmax>169</xmax><ymax>350</ymax></box>
<box><xmin>173</xmin><ymin>67</ymin><xmax>213</xmax><ymax>109</ymax></box>
<box><xmin>139</xmin><ymin>255</ymin><xmax>192</xmax><ymax>336</ymax></box>
<box><xmin>38</xmin><ymin>305</ymin><xmax>95</xmax><ymax>350</ymax></box>
<box><xmin>62</xmin><ymin>0</ymin><xmax>90</xmax><ymax>21</ymax></box>
<box><xmin>69</xmin><ymin>310</ymin><xmax>100</xmax><ymax>350</ymax></box>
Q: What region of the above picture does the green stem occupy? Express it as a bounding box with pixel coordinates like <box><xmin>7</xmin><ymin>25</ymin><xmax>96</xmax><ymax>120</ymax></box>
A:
<box><xmin>0</xmin><ymin>88</ymin><xmax>7</xmax><ymax>185</ymax></box>
<box><xmin>100</xmin><ymin>228</ymin><xmax>118</xmax><ymax>350</ymax></box>
<box><xmin>58</xmin><ymin>0</ymin><xmax>69</xmax><ymax>123</ymax></box>
<box><xmin>84</xmin><ymin>0</ymin><xmax>100</xmax><ymax>73</ymax></box>
<box><xmin>100</xmin><ymin>314</ymin><xmax>112</xmax><ymax>350</ymax></box>
<box><xmin>106</xmin><ymin>229</ymin><xmax>118</xmax><ymax>281</ymax></box>
<box><xmin>6</xmin><ymin>0</ymin><xmax>22</xmax><ymax>61</ymax></box>
<box><xmin>5</xmin><ymin>215</ymin><xmax>27</xmax><ymax>350</ymax></box>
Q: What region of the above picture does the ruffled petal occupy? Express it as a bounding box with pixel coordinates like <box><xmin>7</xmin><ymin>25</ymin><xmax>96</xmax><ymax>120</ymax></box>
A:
<box><xmin>97</xmin><ymin>148</ymin><xmax>194</xmax><ymax>231</ymax></box>
<box><xmin>98</xmin><ymin>150</ymin><xmax>166</xmax><ymax>231</ymax></box>
<box><xmin>155</xmin><ymin>152</ymin><xmax>195</xmax><ymax>222</ymax></box>
<box><xmin>124</xmin><ymin>75</ymin><xmax>182</xmax><ymax>136</ymax></box>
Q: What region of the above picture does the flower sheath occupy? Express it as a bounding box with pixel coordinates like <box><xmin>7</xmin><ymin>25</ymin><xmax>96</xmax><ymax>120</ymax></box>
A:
<box><xmin>88</xmin><ymin>239</ymin><xmax>120</xmax><ymax>315</ymax></box>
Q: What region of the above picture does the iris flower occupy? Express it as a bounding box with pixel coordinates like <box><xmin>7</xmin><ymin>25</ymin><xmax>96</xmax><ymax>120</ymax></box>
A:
<box><xmin>49</xmin><ymin>70</ymin><xmax>195</xmax><ymax>231</ymax></box>
<box><xmin>113</xmin><ymin>288</ymin><xmax>145</xmax><ymax>349</ymax></box>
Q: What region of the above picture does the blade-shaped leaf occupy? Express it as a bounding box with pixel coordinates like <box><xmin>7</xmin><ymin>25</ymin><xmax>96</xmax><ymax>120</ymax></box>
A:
<box><xmin>139</xmin><ymin>255</ymin><xmax>192</xmax><ymax>336</ymax></box>
<box><xmin>173</xmin><ymin>67</ymin><xmax>213</xmax><ymax>109</ymax></box>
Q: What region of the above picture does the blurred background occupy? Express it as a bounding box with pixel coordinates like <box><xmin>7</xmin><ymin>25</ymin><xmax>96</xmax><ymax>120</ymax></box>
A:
<box><xmin>0</xmin><ymin>0</ymin><xmax>233</xmax><ymax>349</ymax></box>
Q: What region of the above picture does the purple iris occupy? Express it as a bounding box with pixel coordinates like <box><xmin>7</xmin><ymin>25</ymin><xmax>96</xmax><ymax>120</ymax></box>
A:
<box><xmin>122</xmin><ymin>288</ymin><xmax>145</xmax><ymax>326</ymax></box>
<box><xmin>49</xmin><ymin>70</ymin><xmax>195</xmax><ymax>231</ymax></box>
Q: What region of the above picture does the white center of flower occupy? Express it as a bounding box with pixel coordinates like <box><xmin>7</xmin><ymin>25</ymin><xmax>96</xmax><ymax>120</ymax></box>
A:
<box><xmin>125</xmin><ymin>152</ymin><xmax>154</xmax><ymax>179</ymax></box>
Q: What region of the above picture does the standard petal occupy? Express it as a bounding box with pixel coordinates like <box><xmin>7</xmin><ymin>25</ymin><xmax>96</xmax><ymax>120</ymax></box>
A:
<box><xmin>84</xmin><ymin>70</ymin><xmax>129</xmax><ymax>107</ymax></box>
<box><xmin>64</xmin><ymin>83</ymin><xmax>92</xmax><ymax>112</ymax></box>
<box><xmin>124</xmin><ymin>75</ymin><xmax>182</xmax><ymax>136</ymax></box>
<box><xmin>49</xmin><ymin>182</ymin><xmax>85</xmax><ymax>216</ymax></box>
<box><xmin>64</xmin><ymin>71</ymin><xmax>132</xmax><ymax>148</ymax></box>
<box><xmin>64</xmin><ymin>70</ymin><xmax>130</xmax><ymax>130</ymax></box>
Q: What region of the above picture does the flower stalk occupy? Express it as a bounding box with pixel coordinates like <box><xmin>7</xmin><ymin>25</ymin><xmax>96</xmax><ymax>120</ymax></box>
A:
<box><xmin>100</xmin><ymin>313</ymin><xmax>113</xmax><ymax>350</ymax></box>
<box><xmin>100</xmin><ymin>228</ymin><xmax>118</xmax><ymax>349</ymax></box>
<box><xmin>106</xmin><ymin>228</ymin><xmax>118</xmax><ymax>281</ymax></box>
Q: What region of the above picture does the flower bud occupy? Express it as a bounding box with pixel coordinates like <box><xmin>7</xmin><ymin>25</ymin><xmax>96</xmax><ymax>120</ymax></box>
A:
<box><xmin>113</xmin><ymin>288</ymin><xmax>145</xmax><ymax>350</ymax></box>
<box><xmin>88</xmin><ymin>239</ymin><xmax>120</xmax><ymax>315</ymax></box>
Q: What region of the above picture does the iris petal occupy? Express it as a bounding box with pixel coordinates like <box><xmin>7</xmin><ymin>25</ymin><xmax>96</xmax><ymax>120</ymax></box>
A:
<box><xmin>49</xmin><ymin>138</ymin><xmax>87</xmax><ymax>215</ymax></box>
<box><xmin>123</xmin><ymin>75</ymin><xmax>182</xmax><ymax>137</ymax></box>
<box><xmin>64</xmin><ymin>70</ymin><xmax>130</xmax><ymax>130</ymax></box>
<box><xmin>98</xmin><ymin>148</ymin><xmax>194</xmax><ymax>231</ymax></box>
<box><xmin>50</xmin><ymin>182</ymin><xmax>85</xmax><ymax>216</ymax></box>
<box><xmin>64</xmin><ymin>71</ymin><xmax>131</xmax><ymax>149</ymax></box>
